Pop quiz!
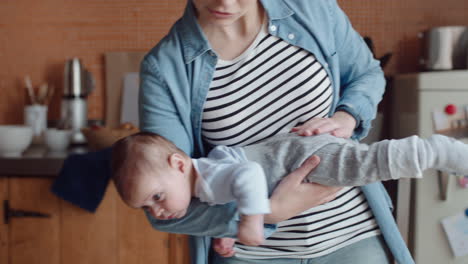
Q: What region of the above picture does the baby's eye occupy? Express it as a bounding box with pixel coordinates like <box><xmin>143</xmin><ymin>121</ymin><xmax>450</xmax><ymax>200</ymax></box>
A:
<box><xmin>153</xmin><ymin>193</ymin><xmax>163</xmax><ymax>201</ymax></box>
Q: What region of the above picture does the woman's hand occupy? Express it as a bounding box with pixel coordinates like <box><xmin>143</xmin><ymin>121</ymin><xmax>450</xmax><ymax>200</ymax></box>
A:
<box><xmin>291</xmin><ymin>111</ymin><xmax>357</xmax><ymax>138</ymax></box>
<box><xmin>265</xmin><ymin>156</ymin><xmax>341</xmax><ymax>224</ymax></box>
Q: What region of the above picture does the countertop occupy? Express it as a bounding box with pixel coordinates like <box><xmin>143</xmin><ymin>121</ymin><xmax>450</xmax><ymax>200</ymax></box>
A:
<box><xmin>0</xmin><ymin>145</ymin><xmax>89</xmax><ymax>177</ymax></box>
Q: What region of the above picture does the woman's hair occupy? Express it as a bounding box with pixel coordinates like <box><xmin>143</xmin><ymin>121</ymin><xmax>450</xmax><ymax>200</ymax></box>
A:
<box><xmin>111</xmin><ymin>132</ymin><xmax>187</xmax><ymax>198</ymax></box>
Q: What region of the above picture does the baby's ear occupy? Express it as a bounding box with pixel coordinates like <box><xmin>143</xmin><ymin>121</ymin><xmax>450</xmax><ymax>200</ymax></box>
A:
<box><xmin>168</xmin><ymin>153</ymin><xmax>186</xmax><ymax>172</ymax></box>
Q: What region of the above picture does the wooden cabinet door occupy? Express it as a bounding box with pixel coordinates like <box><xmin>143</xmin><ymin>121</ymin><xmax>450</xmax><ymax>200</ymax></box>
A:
<box><xmin>0</xmin><ymin>178</ymin><xmax>8</xmax><ymax>264</ymax></box>
<box><xmin>169</xmin><ymin>234</ymin><xmax>190</xmax><ymax>264</ymax></box>
<box><xmin>61</xmin><ymin>183</ymin><xmax>178</xmax><ymax>264</ymax></box>
<box><xmin>9</xmin><ymin>178</ymin><xmax>60</xmax><ymax>264</ymax></box>
<box><xmin>60</xmin><ymin>183</ymin><xmax>118</xmax><ymax>264</ymax></box>
<box><xmin>116</xmin><ymin>191</ymin><xmax>171</xmax><ymax>264</ymax></box>
<box><xmin>3</xmin><ymin>177</ymin><xmax>190</xmax><ymax>264</ymax></box>
<box><xmin>114</xmin><ymin>181</ymin><xmax>190</xmax><ymax>264</ymax></box>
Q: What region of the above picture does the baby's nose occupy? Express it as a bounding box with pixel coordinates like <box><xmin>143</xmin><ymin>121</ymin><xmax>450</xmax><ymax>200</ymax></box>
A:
<box><xmin>157</xmin><ymin>208</ymin><xmax>166</xmax><ymax>217</ymax></box>
<box><xmin>147</xmin><ymin>205</ymin><xmax>164</xmax><ymax>218</ymax></box>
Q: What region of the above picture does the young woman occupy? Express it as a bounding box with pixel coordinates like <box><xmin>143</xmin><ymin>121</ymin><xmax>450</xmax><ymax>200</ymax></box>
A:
<box><xmin>138</xmin><ymin>0</ymin><xmax>414</xmax><ymax>263</ymax></box>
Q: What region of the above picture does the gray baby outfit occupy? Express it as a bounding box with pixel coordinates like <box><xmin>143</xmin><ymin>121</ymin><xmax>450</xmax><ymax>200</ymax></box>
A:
<box><xmin>192</xmin><ymin>133</ymin><xmax>468</xmax><ymax>215</ymax></box>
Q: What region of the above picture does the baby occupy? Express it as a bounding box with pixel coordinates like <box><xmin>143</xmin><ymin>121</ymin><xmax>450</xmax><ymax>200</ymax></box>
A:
<box><xmin>110</xmin><ymin>131</ymin><xmax>468</xmax><ymax>248</ymax></box>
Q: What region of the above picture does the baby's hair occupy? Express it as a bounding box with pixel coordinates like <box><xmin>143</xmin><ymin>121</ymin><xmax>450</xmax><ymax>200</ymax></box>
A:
<box><xmin>111</xmin><ymin>132</ymin><xmax>187</xmax><ymax>199</ymax></box>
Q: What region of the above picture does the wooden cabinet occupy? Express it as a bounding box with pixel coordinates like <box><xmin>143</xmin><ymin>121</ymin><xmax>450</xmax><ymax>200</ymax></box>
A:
<box><xmin>1</xmin><ymin>178</ymin><xmax>8</xmax><ymax>264</ymax></box>
<box><xmin>9</xmin><ymin>178</ymin><xmax>61</xmax><ymax>264</ymax></box>
<box><xmin>1</xmin><ymin>177</ymin><xmax>190</xmax><ymax>264</ymax></box>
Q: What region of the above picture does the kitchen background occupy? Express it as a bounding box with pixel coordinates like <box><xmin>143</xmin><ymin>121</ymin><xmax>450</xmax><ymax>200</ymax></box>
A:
<box><xmin>2</xmin><ymin>1</ymin><xmax>468</xmax><ymax>264</ymax></box>
<box><xmin>1</xmin><ymin>0</ymin><xmax>468</xmax><ymax>125</ymax></box>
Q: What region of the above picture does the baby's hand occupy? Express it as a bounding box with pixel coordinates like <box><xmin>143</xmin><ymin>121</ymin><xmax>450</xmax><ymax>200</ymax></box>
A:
<box><xmin>238</xmin><ymin>214</ymin><xmax>264</xmax><ymax>246</ymax></box>
<box><xmin>213</xmin><ymin>238</ymin><xmax>236</xmax><ymax>258</ymax></box>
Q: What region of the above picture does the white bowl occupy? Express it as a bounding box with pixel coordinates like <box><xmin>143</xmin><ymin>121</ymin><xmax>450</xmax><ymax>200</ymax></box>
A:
<box><xmin>0</xmin><ymin>125</ymin><xmax>33</xmax><ymax>157</ymax></box>
<box><xmin>45</xmin><ymin>129</ymin><xmax>72</xmax><ymax>152</ymax></box>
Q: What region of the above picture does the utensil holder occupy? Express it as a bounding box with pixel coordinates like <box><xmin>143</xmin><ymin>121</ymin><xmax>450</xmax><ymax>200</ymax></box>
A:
<box><xmin>24</xmin><ymin>104</ymin><xmax>47</xmax><ymax>144</ymax></box>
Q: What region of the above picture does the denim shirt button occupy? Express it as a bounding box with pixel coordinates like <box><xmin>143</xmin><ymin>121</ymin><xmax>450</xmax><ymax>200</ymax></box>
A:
<box><xmin>270</xmin><ymin>25</ymin><xmax>277</xmax><ymax>32</ymax></box>
<box><xmin>288</xmin><ymin>33</ymin><xmax>295</xmax><ymax>40</ymax></box>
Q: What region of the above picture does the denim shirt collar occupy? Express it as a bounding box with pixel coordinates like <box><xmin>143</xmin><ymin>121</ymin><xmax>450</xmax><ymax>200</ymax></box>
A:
<box><xmin>179</xmin><ymin>0</ymin><xmax>294</xmax><ymax>64</ymax></box>
<box><xmin>180</xmin><ymin>1</ymin><xmax>212</xmax><ymax>64</ymax></box>
<box><xmin>260</xmin><ymin>0</ymin><xmax>294</xmax><ymax>20</ymax></box>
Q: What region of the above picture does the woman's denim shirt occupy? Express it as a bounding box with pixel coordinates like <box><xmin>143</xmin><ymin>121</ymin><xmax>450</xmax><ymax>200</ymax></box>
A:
<box><xmin>138</xmin><ymin>0</ymin><xmax>414</xmax><ymax>263</ymax></box>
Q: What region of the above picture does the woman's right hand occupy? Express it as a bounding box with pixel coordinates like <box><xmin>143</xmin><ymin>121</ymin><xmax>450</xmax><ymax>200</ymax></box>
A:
<box><xmin>291</xmin><ymin>111</ymin><xmax>356</xmax><ymax>139</ymax></box>
<box><xmin>265</xmin><ymin>155</ymin><xmax>342</xmax><ymax>224</ymax></box>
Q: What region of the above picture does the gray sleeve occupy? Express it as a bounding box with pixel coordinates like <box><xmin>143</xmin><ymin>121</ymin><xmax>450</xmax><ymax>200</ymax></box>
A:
<box><xmin>306</xmin><ymin>136</ymin><xmax>425</xmax><ymax>186</ymax></box>
<box><xmin>246</xmin><ymin>133</ymin><xmax>433</xmax><ymax>187</ymax></box>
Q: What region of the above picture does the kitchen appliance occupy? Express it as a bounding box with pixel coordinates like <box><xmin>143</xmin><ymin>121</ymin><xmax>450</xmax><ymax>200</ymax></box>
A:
<box><xmin>420</xmin><ymin>26</ymin><xmax>468</xmax><ymax>71</ymax></box>
<box><xmin>391</xmin><ymin>70</ymin><xmax>468</xmax><ymax>263</ymax></box>
<box><xmin>61</xmin><ymin>58</ymin><xmax>95</xmax><ymax>144</ymax></box>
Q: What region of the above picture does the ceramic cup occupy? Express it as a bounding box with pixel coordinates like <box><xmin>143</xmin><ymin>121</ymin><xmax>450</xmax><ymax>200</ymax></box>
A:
<box><xmin>44</xmin><ymin>128</ymin><xmax>72</xmax><ymax>152</ymax></box>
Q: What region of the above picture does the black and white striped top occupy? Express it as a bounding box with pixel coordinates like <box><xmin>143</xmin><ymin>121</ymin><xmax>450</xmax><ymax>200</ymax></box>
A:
<box><xmin>202</xmin><ymin>24</ymin><xmax>380</xmax><ymax>259</ymax></box>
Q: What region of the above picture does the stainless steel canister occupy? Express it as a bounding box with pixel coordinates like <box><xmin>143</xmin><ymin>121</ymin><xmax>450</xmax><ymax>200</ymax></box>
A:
<box><xmin>420</xmin><ymin>26</ymin><xmax>468</xmax><ymax>70</ymax></box>
<box><xmin>61</xmin><ymin>58</ymin><xmax>95</xmax><ymax>144</ymax></box>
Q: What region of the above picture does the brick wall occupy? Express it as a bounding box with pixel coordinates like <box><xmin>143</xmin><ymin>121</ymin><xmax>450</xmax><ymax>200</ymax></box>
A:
<box><xmin>1</xmin><ymin>0</ymin><xmax>468</xmax><ymax>124</ymax></box>
<box><xmin>340</xmin><ymin>0</ymin><xmax>468</xmax><ymax>74</ymax></box>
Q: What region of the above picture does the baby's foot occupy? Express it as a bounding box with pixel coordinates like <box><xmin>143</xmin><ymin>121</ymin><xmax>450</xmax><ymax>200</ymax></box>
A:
<box><xmin>213</xmin><ymin>238</ymin><xmax>236</xmax><ymax>258</ymax></box>
<box><xmin>428</xmin><ymin>135</ymin><xmax>468</xmax><ymax>175</ymax></box>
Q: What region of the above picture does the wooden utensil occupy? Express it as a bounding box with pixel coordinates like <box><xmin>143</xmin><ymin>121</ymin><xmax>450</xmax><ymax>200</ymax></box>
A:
<box><xmin>24</xmin><ymin>76</ymin><xmax>36</xmax><ymax>104</ymax></box>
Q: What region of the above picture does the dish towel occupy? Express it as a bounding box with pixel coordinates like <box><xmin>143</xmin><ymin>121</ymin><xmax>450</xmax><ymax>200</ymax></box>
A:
<box><xmin>50</xmin><ymin>147</ymin><xmax>112</xmax><ymax>212</ymax></box>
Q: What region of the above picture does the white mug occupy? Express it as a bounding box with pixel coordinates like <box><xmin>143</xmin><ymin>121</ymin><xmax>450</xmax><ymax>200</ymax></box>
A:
<box><xmin>24</xmin><ymin>104</ymin><xmax>48</xmax><ymax>143</ymax></box>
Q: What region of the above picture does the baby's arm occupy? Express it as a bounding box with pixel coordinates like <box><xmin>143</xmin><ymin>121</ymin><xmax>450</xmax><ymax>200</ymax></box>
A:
<box><xmin>220</xmin><ymin>161</ymin><xmax>269</xmax><ymax>245</ymax></box>
<box><xmin>213</xmin><ymin>214</ymin><xmax>264</xmax><ymax>258</ymax></box>
<box><xmin>238</xmin><ymin>214</ymin><xmax>264</xmax><ymax>246</ymax></box>
<box><xmin>213</xmin><ymin>237</ymin><xmax>236</xmax><ymax>258</ymax></box>
<box><xmin>195</xmin><ymin>153</ymin><xmax>270</xmax><ymax>244</ymax></box>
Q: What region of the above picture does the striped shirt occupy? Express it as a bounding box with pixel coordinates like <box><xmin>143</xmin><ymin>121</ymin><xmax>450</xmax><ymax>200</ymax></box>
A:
<box><xmin>202</xmin><ymin>23</ymin><xmax>380</xmax><ymax>259</ymax></box>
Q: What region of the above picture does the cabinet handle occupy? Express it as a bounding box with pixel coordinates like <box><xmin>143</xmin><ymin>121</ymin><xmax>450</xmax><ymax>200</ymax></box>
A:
<box><xmin>3</xmin><ymin>200</ymin><xmax>51</xmax><ymax>224</ymax></box>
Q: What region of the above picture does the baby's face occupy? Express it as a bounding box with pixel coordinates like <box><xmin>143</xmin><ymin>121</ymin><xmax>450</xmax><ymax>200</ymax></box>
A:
<box><xmin>124</xmin><ymin>166</ymin><xmax>192</xmax><ymax>220</ymax></box>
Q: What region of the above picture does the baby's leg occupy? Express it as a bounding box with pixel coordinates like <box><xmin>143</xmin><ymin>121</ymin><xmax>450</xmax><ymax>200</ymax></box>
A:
<box><xmin>414</xmin><ymin>134</ymin><xmax>468</xmax><ymax>175</ymax></box>
<box><xmin>305</xmin><ymin>135</ymin><xmax>468</xmax><ymax>186</ymax></box>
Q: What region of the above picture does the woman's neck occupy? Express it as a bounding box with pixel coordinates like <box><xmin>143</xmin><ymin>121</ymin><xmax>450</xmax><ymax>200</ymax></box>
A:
<box><xmin>199</xmin><ymin>3</ymin><xmax>265</xmax><ymax>60</ymax></box>
<box><xmin>201</xmin><ymin>6</ymin><xmax>263</xmax><ymax>40</ymax></box>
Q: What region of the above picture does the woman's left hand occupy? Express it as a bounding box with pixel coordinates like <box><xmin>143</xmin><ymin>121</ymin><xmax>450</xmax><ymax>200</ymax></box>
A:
<box><xmin>291</xmin><ymin>111</ymin><xmax>357</xmax><ymax>138</ymax></box>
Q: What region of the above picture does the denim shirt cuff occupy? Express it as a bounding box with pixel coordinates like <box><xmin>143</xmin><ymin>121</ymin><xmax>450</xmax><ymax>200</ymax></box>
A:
<box><xmin>335</xmin><ymin>104</ymin><xmax>371</xmax><ymax>141</ymax></box>
<box><xmin>335</xmin><ymin>104</ymin><xmax>361</xmax><ymax>129</ymax></box>
<box><xmin>263</xmin><ymin>223</ymin><xmax>278</xmax><ymax>238</ymax></box>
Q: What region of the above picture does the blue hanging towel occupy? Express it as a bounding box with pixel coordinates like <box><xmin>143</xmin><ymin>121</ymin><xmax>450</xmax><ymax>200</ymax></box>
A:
<box><xmin>51</xmin><ymin>147</ymin><xmax>112</xmax><ymax>212</ymax></box>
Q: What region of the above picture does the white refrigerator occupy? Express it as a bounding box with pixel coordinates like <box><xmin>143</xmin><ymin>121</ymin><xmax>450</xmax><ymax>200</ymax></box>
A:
<box><xmin>391</xmin><ymin>70</ymin><xmax>468</xmax><ymax>263</ymax></box>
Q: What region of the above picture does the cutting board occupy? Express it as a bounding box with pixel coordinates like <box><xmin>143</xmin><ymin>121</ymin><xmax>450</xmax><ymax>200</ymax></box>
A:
<box><xmin>120</xmin><ymin>72</ymin><xmax>140</xmax><ymax>126</ymax></box>
<box><xmin>104</xmin><ymin>52</ymin><xmax>146</xmax><ymax>128</ymax></box>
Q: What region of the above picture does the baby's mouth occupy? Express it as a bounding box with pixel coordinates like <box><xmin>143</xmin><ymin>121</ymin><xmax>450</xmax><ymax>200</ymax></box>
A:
<box><xmin>164</xmin><ymin>212</ymin><xmax>181</xmax><ymax>220</ymax></box>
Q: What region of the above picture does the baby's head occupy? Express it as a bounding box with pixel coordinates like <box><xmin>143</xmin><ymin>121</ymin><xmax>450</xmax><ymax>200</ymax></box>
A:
<box><xmin>111</xmin><ymin>132</ymin><xmax>194</xmax><ymax>220</ymax></box>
